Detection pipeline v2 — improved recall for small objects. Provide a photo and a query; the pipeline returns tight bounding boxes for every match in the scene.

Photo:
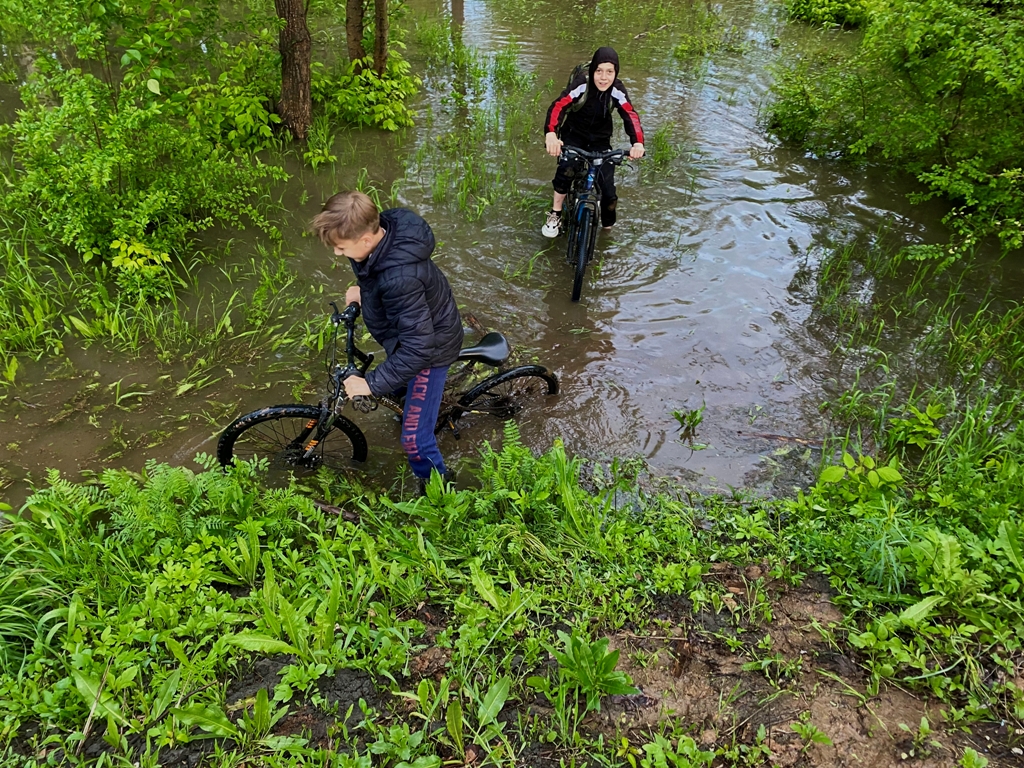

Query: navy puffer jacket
[350,208,464,396]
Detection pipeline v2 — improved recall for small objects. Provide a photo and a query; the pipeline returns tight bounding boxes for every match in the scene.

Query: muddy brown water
[2,0,1022,507]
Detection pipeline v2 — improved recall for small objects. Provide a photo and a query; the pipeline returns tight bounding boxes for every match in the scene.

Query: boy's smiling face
[593,62,615,92]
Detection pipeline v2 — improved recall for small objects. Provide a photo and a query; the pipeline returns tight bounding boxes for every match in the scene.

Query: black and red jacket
[544,71,644,151]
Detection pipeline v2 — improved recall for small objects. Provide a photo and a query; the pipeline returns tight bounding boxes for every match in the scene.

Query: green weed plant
[0,424,799,764]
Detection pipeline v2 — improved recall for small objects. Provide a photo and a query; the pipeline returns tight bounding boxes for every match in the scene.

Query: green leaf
[73,671,128,725]
[899,595,946,626]
[226,633,296,655]
[147,79,161,95]
[445,699,464,751]
[876,466,903,484]
[164,637,191,668]
[477,677,510,725]
[69,315,93,336]
[525,675,549,692]
[818,465,846,484]
[152,668,181,720]
[995,521,1024,574]
[171,704,238,737]
[469,560,504,611]
[277,596,310,658]
[602,677,640,696]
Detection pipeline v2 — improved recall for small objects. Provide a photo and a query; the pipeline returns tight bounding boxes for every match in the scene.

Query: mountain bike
[560,146,629,302]
[217,302,559,472]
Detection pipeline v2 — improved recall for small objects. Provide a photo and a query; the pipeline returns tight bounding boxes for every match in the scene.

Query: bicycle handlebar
[559,146,631,165]
[330,300,361,326]
[326,300,378,412]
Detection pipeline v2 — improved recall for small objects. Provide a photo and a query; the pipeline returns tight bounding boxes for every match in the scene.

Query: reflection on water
[1,0,1007,505]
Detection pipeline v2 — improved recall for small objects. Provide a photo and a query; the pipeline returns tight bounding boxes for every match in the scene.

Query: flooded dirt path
[1,0,1014,503]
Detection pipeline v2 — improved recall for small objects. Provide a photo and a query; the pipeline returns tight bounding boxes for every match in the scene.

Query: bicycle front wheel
[571,207,594,302]
[217,404,368,471]
[457,366,559,419]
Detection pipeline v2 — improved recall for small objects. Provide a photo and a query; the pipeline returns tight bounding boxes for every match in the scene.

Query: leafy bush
[786,0,875,26]
[0,0,285,269]
[766,0,1024,255]
[2,66,283,264]
[313,53,420,131]
[789,415,1024,719]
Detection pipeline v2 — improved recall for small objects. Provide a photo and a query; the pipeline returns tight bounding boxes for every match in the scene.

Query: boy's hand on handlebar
[629,143,645,160]
[345,285,361,306]
[545,132,563,157]
[344,375,372,398]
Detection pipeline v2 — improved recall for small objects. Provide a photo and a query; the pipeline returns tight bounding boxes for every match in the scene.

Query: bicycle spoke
[224,410,361,471]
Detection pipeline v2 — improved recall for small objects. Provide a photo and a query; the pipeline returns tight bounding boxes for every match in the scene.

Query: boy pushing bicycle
[310,192,463,492]
[542,46,645,238]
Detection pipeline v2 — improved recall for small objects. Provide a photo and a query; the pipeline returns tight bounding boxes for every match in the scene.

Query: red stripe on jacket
[611,87,644,145]
[545,83,587,135]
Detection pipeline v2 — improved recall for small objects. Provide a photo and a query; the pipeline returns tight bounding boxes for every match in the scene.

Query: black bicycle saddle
[457,332,510,366]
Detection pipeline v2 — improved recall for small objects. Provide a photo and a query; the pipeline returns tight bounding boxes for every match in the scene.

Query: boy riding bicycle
[542,46,645,237]
[310,192,463,492]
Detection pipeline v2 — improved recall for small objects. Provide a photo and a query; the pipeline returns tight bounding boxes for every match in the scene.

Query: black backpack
[564,61,611,114]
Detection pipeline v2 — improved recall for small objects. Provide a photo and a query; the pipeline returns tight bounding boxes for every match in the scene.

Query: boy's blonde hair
[310,191,380,244]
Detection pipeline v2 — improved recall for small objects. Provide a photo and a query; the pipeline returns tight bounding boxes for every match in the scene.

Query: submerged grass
[0,226,317,389]
[409,28,541,222]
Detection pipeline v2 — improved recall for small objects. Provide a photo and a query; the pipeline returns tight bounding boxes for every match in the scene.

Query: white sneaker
[542,209,562,238]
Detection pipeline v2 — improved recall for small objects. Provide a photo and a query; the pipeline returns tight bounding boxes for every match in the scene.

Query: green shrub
[766,0,1024,255]
[786,0,875,26]
[313,54,420,131]
[0,0,286,265]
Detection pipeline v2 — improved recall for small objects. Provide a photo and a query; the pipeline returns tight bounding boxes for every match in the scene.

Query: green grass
[0,425,798,765]
[2,398,1022,766]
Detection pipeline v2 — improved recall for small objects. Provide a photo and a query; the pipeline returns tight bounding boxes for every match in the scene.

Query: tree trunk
[346,0,366,66]
[373,0,388,76]
[274,0,312,139]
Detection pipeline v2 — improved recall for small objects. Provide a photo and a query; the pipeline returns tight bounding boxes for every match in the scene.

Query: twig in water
[634,24,669,39]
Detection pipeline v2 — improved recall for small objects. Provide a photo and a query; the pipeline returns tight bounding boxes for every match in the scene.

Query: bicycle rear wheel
[571,207,594,302]
[217,404,368,471]
[457,366,559,419]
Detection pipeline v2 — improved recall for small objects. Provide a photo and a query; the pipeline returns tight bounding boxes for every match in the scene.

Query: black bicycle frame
[562,147,626,259]
[296,302,375,460]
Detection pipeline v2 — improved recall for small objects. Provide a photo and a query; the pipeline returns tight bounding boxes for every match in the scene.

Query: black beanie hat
[588,47,620,82]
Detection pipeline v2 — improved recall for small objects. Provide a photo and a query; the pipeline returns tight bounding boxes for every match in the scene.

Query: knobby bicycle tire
[457,366,559,419]
[217,404,368,471]
[571,207,594,302]
[564,194,579,264]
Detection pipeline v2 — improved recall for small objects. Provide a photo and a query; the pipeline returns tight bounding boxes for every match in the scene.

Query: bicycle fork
[300,407,338,461]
